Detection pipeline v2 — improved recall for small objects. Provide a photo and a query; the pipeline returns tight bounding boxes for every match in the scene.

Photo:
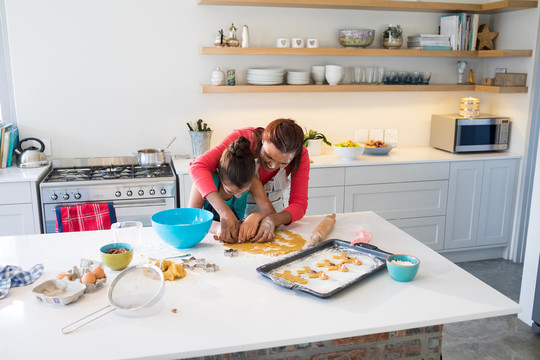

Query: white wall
[4,0,537,159]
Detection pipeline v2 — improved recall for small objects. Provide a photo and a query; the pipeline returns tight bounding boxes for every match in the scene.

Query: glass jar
[382,24,403,49]
[459,97,480,118]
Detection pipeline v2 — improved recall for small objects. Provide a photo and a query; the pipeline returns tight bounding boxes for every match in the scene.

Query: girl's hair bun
[229,136,251,159]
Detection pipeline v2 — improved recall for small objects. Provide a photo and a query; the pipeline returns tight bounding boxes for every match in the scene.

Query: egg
[81,272,96,284]
[57,272,72,281]
[91,267,105,279]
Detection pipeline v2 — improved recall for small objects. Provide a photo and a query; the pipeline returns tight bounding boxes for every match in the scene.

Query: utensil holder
[190,131,213,158]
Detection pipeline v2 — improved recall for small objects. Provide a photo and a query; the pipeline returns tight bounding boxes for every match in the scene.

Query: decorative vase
[382,24,403,49]
[307,139,323,156]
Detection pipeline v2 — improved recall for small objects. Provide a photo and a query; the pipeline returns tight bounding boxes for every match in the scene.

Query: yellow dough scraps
[224,229,306,256]
[155,260,186,281]
[297,266,323,278]
[274,270,308,284]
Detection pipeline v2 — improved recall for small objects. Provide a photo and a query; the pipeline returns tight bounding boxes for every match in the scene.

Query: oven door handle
[113,199,170,208]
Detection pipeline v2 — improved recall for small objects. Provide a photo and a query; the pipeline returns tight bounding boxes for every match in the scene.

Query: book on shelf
[407,45,452,50]
[0,123,14,168]
[408,40,452,46]
[440,13,480,51]
[7,127,18,167]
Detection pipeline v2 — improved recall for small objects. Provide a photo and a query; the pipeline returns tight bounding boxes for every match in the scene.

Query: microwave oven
[430,114,510,153]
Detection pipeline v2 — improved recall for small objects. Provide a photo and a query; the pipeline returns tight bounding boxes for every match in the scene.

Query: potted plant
[303,129,331,156]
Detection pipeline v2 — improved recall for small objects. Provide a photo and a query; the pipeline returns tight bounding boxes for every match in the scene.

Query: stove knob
[51,194,58,200]
[126,190,133,197]
[115,191,121,197]
[160,188,166,195]
[149,189,156,195]
[138,190,144,196]
[74,193,81,200]
[63,194,70,200]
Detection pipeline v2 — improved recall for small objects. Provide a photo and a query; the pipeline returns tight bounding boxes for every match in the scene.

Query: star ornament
[477,24,499,50]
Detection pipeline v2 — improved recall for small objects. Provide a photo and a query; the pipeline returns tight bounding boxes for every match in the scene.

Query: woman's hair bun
[229,136,251,159]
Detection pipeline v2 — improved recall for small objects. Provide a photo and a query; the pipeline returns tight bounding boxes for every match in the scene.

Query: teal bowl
[386,254,420,282]
[151,208,213,249]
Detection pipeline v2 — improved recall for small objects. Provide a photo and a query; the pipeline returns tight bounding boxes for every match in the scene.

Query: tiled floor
[442,259,540,360]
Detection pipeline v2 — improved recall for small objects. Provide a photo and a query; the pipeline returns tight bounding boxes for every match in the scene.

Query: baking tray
[256,239,393,298]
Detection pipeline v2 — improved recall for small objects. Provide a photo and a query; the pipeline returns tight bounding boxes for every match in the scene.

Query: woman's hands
[238,213,265,243]
[250,216,276,243]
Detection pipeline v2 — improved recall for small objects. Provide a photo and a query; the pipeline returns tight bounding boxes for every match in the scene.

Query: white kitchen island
[0,212,520,359]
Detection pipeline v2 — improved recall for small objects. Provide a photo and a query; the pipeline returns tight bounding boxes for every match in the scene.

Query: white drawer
[0,182,33,205]
[345,162,450,185]
[309,167,345,187]
[344,180,448,219]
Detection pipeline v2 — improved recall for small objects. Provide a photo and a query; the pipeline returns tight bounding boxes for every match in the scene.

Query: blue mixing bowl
[386,254,420,282]
[151,208,213,249]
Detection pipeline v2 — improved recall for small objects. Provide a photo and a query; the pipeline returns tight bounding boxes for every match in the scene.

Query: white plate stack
[247,68,284,85]
[286,71,310,85]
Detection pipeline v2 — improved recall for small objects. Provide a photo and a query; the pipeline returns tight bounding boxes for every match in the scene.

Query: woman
[189,118,310,243]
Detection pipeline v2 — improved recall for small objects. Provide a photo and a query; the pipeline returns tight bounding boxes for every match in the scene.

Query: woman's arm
[282,146,310,223]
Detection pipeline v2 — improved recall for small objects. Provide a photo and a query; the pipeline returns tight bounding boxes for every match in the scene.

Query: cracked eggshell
[32,279,86,306]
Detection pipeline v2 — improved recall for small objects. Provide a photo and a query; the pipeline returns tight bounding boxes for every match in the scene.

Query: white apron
[245,164,290,217]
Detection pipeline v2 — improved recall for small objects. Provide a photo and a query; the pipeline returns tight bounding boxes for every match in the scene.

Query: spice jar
[382,24,403,49]
[459,97,480,118]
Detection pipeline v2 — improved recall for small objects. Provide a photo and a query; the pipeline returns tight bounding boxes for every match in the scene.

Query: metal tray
[256,239,393,298]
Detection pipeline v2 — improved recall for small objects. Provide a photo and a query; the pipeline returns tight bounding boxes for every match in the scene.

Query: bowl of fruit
[362,139,394,155]
[332,140,366,161]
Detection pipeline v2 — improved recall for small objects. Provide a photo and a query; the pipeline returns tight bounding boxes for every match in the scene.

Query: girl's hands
[238,213,265,243]
[218,211,240,243]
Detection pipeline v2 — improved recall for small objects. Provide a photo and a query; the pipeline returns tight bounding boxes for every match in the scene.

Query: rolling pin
[303,214,336,249]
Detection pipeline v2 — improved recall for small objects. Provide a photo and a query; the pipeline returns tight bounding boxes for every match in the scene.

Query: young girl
[188,136,276,241]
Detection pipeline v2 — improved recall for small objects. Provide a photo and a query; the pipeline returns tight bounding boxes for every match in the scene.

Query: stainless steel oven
[39,157,177,233]
[430,114,510,153]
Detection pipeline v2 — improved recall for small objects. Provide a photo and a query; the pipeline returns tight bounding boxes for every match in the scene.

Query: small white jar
[211,67,225,86]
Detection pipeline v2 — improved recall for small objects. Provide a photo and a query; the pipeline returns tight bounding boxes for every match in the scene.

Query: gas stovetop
[41,156,175,184]
[43,164,174,182]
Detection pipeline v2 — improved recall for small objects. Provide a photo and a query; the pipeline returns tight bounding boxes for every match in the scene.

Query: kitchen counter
[0,163,50,183]
[0,212,520,359]
[172,147,521,174]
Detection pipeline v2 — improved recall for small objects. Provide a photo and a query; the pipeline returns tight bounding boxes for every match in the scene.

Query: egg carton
[57,259,107,293]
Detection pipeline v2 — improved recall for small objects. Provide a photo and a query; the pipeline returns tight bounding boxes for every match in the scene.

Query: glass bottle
[226,23,240,47]
[383,24,403,49]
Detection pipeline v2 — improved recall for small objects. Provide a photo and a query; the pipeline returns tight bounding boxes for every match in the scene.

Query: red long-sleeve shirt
[188,128,310,223]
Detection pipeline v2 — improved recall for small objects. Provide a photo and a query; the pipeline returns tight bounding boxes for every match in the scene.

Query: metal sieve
[62,263,165,334]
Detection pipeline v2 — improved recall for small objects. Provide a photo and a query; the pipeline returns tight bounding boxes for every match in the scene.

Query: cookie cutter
[181,256,219,272]
[224,248,239,257]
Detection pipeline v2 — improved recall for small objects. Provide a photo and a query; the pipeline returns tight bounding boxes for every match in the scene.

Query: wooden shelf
[201,84,528,93]
[198,0,537,13]
[200,47,533,57]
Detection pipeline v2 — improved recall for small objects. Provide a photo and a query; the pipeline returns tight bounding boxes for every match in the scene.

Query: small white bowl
[333,144,366,160]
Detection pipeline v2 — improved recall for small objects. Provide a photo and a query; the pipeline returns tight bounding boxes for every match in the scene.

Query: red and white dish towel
[55,203,117,233]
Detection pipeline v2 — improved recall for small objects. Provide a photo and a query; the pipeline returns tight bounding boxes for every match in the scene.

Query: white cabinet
[445,159,518,250]
[179,174,194,208]
[305,167,345,215]
[389,216,446,251]
[306,186,344,216]
[0,181,42,235]
[477,159,517,246]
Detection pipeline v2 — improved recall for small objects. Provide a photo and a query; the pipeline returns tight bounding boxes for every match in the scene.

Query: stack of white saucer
[286,71,310,85]
[246,68,284,85]
[325,65,345,85]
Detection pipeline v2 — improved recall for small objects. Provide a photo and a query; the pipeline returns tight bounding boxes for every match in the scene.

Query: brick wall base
[187,325,443,360]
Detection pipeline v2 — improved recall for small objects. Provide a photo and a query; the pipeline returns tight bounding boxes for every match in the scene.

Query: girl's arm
[187,183,205,209]
[188,128,254,242]
[238,178,276,242]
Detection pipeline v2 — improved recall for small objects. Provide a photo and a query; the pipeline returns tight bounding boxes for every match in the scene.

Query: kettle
[15,137,50,168]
